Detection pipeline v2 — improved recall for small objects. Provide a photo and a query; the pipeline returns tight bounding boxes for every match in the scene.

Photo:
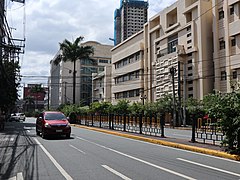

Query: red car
[36,111,71,139]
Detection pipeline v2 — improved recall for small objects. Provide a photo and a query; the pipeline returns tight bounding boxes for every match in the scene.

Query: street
[0,117,239,180]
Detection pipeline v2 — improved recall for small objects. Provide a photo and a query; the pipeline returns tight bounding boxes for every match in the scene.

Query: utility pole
[169,66,177,127]
[183,62,187,126]
[73,60,76,104]
[64,82,67,104]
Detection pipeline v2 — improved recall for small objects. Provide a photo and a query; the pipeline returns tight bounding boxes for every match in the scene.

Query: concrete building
[92,65,112,102]
[111,30,145,104]
[145,0,213,101]
[212,0,240,93]
[114,0,148,45]
[59,41,113,106]
[49,51,61,109]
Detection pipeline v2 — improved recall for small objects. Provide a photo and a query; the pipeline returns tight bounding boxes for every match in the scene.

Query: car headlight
[66,123,71,128]
[44,123,51,128]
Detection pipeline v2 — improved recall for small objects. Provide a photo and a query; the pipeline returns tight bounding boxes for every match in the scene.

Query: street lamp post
[169,66,177,127]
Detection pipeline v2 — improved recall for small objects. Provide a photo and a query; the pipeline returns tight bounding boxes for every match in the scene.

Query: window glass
[45,113,66,120]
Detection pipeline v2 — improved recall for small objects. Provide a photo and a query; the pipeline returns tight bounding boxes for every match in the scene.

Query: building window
[188,66,192,70]
[186,26,191,31]
[219,38,225,50]
[230,6,234,15]
[221,71,227,80]
[233,71,237,79]
[99,59,109,64]
[187,40,192,44]
[168,34,178,54]
[188,87,193,91]
[187,33,191,37]
[231,38,236,46]
[219,8,224,20]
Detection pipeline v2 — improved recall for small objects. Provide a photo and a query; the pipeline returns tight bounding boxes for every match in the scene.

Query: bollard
[160,113,165,138]
[91,114,94,127]
[139,114,143,134]
[123,114,126,132]
[191,114,196,143]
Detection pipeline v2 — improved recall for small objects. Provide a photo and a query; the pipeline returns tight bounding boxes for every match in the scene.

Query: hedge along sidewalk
[72,124,240,161]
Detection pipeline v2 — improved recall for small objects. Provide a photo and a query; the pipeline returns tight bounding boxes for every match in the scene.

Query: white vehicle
[9,113,26,122]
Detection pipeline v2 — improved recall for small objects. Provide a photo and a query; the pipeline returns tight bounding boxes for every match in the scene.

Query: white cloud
[6,0,177,89]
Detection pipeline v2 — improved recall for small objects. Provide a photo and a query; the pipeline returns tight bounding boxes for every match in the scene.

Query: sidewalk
[72,124,240,161]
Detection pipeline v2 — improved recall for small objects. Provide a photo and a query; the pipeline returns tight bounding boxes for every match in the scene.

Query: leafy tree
[54,36,94,104]
[127,102,143,115]
[155,94,173,114]
[89,101,112,114]
[0,59,20,112]
[24,96,35,112]
[204,92,240,154]
[144,102,158,116]
[186,97,203,116]
[113,99,130,115]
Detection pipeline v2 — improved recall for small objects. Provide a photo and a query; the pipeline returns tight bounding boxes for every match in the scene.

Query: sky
[6,0,177,96]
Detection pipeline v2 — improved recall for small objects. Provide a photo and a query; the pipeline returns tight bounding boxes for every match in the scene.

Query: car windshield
[45,113,66,120]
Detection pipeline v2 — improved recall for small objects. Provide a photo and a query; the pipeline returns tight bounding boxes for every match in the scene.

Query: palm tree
[24,96,35,112]
[30,84,46,111]
[54,36,94,104]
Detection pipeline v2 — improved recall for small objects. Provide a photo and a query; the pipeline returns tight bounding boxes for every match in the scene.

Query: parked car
[9,113,26,122]
[36,111,71,139]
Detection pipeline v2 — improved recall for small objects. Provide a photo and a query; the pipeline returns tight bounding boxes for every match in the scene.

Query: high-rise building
[212,0,240,93]
[114,0,148,45]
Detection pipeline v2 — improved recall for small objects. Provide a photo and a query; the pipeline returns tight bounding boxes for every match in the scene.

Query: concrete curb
[72,124,240,161]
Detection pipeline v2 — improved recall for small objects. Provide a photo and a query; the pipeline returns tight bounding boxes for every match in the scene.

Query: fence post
[79,115,81,125]
[99,114,102,128]
[139,114,142,134]
[91,114,94,127]
[123,114,126,131]
[112,114,114,130]
[191,114,196,143]
[160,113,165,138]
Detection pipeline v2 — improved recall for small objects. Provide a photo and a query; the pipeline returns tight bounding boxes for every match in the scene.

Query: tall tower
[114,0,148,45]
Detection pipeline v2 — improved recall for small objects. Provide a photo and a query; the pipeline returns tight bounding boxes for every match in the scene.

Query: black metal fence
[75,114,165,137]
[192,117,225,145]
[74,114,225,146]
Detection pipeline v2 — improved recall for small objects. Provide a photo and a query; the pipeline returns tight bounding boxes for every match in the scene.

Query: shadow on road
[0,121,39,180]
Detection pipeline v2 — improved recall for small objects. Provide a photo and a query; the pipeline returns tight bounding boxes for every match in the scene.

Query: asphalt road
[0,117,239,180]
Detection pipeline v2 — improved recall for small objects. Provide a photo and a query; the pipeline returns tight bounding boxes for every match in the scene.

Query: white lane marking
[69,144,86,154]
[84,129,240,164]
[102,165,132,180]
[0,138,14,142]
[33,138,73,180]
[76,137,196,180]
[177,158,240,177]
[17,172,24,180]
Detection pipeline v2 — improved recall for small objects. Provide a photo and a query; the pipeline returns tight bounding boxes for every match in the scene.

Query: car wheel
[42,130,47,139]
[66,133,71,139]
[36,129,40,136]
